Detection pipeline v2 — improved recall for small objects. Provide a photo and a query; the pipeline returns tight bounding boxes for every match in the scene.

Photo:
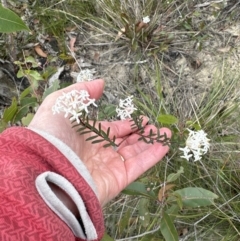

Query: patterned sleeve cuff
[28,127,98,196]
[35,171,98,240]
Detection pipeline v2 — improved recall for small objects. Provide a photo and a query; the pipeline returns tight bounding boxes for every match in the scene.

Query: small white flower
[116,96,137,120]
[142,16,150,24]
[52,89,97,123]
[76,69,95,82]
[179,129,210,162]
[179,146,192,161]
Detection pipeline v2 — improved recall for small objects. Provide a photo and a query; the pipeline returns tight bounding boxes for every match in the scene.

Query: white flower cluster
[77,69,95,82]
[52,90,97,123]
[179,129,210,162]
[116,96,137,120]
[142,16,150,24]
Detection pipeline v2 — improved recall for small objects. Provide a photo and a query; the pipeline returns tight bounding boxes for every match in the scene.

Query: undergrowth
[1,0,240,240]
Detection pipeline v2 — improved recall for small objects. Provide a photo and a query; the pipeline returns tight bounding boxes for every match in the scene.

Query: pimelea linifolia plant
[52,89,170,148]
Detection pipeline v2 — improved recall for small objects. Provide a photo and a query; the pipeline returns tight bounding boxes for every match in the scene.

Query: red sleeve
[0,127,104,241]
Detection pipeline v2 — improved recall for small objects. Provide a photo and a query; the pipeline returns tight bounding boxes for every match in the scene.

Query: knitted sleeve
[0,127,104,241]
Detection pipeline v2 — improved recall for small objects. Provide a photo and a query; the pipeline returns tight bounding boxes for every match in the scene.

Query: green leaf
[28,70,44,81]
[91,139,105,144]
[42,66,58,80]
[0,4,29,33]
[103,143,115,148]
[104,104,117,118]
[3,97,18,122]
[167,166,184,182]
[160,211,178,241]
[86,135,99,141]
[42,79,60,100]
[25,56,39,68]
[21,113,34,126]
[157,114,178,125]
[138,198,150,228]
[166,205,180,222]
[16,68,24,78]
[122,182,156,199]
[118,209,130,234]
[0,119,8,132]
[20,87,31,100]
[14,97,38,122]
[185,121,201,130]
[100,232,115,241]
[80,130,92,135]
[172,187,218,208]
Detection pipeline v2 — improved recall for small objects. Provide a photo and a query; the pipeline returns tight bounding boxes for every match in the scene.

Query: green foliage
[1,89,38,130]
[167,166,184,183]
[157,114,178,125]
[122,182,155,199]
[21,113,34,126]
[138,198,151,228]
[98,104,117,120]
[120,165,218,240]
[14,57,44,92]
[2,97,18,122]
[0,56,61,132]
[73,112,171,148]
[118,209,131,234]
[170,187,218,208]
[101,233,115,241]
[89,0,174,53]
[29,0,95,41]
[42,79,60,100]
[0,4,29,33]
[160,211,179,241]
[0,1,240,240]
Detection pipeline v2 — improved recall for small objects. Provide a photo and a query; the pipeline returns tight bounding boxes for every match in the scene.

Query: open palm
[29,79,171,206]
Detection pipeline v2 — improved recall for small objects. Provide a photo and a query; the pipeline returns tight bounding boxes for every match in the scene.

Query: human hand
[29,79,171,206]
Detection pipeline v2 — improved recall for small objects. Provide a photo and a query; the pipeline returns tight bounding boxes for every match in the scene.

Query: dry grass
[2,0,240,240]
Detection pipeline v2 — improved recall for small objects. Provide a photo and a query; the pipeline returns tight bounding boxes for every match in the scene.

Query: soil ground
[1,1,240,122]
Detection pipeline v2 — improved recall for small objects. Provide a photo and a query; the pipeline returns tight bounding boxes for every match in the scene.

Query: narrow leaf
[3,97,18,122]
[103,143,115,148]
[92,139,105,144]
[166,204,180,222]
[0,119,7,132]
[76,127,87,132]
[80,130,92,135]
[20,87,31,100]
[86,135,99,141]
[167,167,184,183]
[118,209,130,234]
[160,211,178,241]
[138,198,150,228]
[107,127,110,137]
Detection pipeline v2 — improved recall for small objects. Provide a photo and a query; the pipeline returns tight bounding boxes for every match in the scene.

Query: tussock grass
[104,59,240,240]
